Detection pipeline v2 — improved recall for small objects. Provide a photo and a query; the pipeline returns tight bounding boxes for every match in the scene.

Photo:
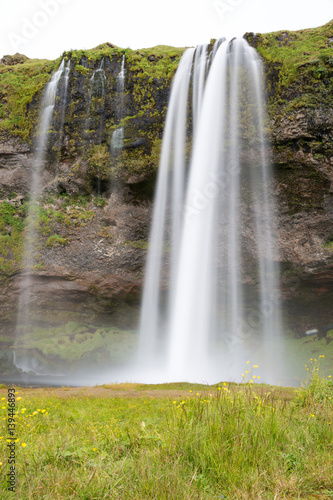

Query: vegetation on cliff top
[0,21,332,144]
[255,20,333,86]
[62,43,185,79]
[0,43,184,143]
[0,58,58,141]
[251,19,333,115]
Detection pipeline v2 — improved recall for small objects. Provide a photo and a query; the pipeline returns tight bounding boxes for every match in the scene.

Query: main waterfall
[138,38,283,384]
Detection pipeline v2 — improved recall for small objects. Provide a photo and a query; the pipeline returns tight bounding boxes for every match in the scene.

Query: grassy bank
[0,360,332,499]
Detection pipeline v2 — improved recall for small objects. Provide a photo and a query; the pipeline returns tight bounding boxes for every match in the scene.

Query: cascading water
[85,59,106,139]
[117,54,126,117]
[137,38,284,385]
[14,59,70,374]
[85,58,106,194]
[137,47,196,361]
[110,55,126,156]
[192,44,208,133]
[54,60,70,163]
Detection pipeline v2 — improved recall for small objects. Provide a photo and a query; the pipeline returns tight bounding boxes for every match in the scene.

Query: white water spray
[110,55,126,156]
[85,58,106,142]
[15,59,70,372]
[137,38,283,385]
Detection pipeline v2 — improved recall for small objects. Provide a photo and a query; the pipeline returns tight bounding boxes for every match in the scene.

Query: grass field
[0,359,332,499]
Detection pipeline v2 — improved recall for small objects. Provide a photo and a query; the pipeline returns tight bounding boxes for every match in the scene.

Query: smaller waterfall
[24,59,69,266]
[110,127,124,152]
[85,59,107,194]
[110,55,126,156]
[85,58,106,143]
[117,54,126,116]
[15,59,70,372]
[32,59,66,195]
[53,59,71,173]
[58,60,71,137]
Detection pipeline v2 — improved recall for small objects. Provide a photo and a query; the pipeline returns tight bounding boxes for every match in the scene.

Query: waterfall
[57,60,70,148]
[110,55,126,156]
[138,47,195,361]
[51,59,71,176]
[138,38,283,384]
[192,44,208,133]
[21,58,69,270]
[85,58,106,143]
[85,59,106,194]
[110,127,124,153]
[15,59,70,373]
[117,54,126,114]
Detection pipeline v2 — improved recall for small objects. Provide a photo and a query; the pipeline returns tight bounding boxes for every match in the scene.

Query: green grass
[0,362,332,499]
[256,20,333,88]
[0,58,58,141]
[45,235,68,248]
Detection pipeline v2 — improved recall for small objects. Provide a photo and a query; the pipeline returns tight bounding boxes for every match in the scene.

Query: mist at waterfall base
[110,38,288,387]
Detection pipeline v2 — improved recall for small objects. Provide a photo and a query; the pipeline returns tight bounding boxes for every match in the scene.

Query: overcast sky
[0,0,332,60]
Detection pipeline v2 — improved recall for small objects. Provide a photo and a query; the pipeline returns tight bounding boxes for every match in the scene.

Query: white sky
[0,0,332,60]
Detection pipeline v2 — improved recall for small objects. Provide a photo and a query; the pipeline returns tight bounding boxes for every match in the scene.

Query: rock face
[250,21,333,332]
[0,23,332,345]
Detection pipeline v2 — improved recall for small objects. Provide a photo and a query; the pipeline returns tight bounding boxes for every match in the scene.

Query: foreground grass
[0,363,332,499]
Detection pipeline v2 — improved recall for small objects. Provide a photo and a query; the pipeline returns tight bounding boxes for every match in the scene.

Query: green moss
[14,322,137,366]
[126,45,184,79]
[124,240,149,249]
[0,200,24,274]
[0,194,103,276]
[323,236,333,250]
[93,196,107,208]
[255,20,333,89]
[86,143,111,181]
[46,234,69,248]
[74,64,91,75]
[63,43,184,79]
[111,137,162,182]
[0,58,59,141]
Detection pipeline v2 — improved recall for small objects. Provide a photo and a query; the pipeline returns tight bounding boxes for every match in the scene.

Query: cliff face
[0,22,332,349]
[249,23,333,284]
